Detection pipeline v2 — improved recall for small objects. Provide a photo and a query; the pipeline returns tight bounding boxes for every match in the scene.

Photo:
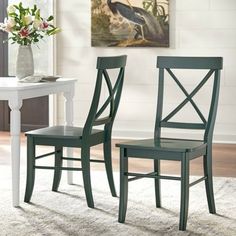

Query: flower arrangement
[0,2,60,45]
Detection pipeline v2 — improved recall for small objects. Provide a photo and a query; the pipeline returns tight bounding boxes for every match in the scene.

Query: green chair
[24,55,127,208]
[117,56,223,230]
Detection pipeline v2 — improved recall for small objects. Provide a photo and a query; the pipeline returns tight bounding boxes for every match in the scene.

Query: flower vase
[16,45,34,80]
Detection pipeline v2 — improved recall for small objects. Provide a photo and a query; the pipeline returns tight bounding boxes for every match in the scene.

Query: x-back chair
[24,55,127,208]
[117,56,223,230]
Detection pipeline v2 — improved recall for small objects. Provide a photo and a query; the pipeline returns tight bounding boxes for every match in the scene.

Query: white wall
[56,0,236,143]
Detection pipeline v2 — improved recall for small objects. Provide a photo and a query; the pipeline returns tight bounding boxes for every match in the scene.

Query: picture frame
[91,0,169,47]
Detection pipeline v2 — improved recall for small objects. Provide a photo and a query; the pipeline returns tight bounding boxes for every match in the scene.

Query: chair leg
[52,146,63,192]
[118,148,128,223]
[24,136,36,202]
[179,154,190,231]
[104,139,117,197]
[154,159,161,207]
[203,146,216,214]
[81,147,94,208]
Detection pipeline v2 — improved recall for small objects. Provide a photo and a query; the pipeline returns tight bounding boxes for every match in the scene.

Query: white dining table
[0,77,76,206]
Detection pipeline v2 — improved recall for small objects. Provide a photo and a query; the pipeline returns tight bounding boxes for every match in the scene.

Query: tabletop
[0,77,76,90]
[0,77,77,101]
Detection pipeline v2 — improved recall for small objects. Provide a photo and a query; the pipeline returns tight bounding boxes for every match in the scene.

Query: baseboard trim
[112,130,236,144]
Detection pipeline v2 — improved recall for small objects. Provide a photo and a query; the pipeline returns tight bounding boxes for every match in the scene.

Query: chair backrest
[155,56,223,142]
[83,55,127,136]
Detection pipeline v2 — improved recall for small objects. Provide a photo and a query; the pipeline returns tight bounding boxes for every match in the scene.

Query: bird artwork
[107,0,146,39]
[91,0,169,47]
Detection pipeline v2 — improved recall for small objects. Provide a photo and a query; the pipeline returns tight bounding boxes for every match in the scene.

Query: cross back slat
[95,69,124,121]
[95,70,114,120]
[155,56,223,141]
[83,55,127,134]
[162,68,215,125]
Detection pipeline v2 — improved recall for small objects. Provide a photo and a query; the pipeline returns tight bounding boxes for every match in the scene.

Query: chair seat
[25,126,103,139]
[116,138,206,152]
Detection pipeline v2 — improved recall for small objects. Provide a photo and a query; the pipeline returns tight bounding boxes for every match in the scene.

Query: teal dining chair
[117,56,223,230]
[24,55,127,208]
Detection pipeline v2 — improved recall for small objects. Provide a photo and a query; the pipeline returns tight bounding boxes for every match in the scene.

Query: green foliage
[0,2,60,45]
[143,0,169,24]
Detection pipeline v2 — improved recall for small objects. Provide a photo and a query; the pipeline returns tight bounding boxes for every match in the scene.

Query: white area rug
[0,165,235,236]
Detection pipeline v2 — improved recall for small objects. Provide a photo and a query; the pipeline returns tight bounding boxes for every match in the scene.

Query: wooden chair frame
[24,55,127,208]
[117,56,223,230]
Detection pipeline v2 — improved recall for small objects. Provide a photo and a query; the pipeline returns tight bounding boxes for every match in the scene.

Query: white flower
[0,22,12,33]
[7,5,16,14]
[0,23,6,30]
[23,15,32,25]
[7,17,16,27]
[0,3,60,45]
[33,19,42,29]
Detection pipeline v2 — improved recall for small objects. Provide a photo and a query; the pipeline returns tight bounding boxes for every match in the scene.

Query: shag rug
[0,165,235,236]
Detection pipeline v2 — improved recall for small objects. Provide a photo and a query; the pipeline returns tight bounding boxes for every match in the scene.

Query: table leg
[64,89,74,184]
[9,99,22,207]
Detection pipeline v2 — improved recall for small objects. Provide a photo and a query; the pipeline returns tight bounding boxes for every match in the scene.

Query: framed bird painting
[91,0,169,47]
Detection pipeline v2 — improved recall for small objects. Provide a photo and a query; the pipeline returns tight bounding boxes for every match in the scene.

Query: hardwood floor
[0,132,235,177]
